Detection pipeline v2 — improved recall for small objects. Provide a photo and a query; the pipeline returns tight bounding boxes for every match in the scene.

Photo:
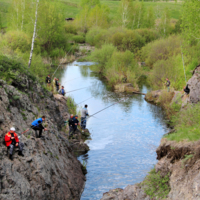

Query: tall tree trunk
[28,0,39,68]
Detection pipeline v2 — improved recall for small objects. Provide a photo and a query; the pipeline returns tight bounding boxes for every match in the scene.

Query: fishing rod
[63,76,82,85]
[89,98,127,118]
[65,86,90,94]
[51,46,73,78]
[76,97,93,105]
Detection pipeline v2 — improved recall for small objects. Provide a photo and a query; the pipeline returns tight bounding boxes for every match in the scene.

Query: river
[59,61,169,200]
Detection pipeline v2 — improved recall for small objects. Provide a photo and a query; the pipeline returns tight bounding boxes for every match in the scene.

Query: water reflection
[57,61,169,200]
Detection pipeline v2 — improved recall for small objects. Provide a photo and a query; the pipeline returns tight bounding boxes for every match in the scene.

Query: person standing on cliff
[166,78,170,92]
[58,86,66,96]
[55,78,59,91]
[68,114,74,137]
[31,116,47,138]
[81,105,89,132]
[5,127,24,160]
[46,75,51,85]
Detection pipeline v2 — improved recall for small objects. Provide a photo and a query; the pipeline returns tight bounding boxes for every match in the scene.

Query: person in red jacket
[5,127,24,160]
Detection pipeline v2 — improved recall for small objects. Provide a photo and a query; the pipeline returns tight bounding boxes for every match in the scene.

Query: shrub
[65,23,77,35]
[89,44,116,73]
[86,26,108,47]
[3,31,31,53]
[72,35,85,43]
[166,103,200,142]
[141,35,181,67]
[142,168,170,199]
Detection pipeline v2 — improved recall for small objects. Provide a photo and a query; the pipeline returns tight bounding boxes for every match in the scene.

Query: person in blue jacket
[31,116,47,138]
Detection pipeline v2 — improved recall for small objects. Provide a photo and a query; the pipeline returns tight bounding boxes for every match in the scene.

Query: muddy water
[59,61,169,200]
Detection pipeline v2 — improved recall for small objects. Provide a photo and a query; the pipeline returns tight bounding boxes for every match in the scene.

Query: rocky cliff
[0,76,86,200]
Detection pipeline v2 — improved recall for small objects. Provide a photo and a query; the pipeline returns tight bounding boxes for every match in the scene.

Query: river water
[59,61,169,200]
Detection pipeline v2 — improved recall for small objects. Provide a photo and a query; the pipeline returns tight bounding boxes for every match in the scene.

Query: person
[68,114,74,137]
[55,78,59,91]
[31,116,47,138]
[81,105,89,131]
[166,78,170,92]
[184,84,190,95]
[73,115,80,133]
[58,86,66,96]
[5,127,24,160]
[46,75,51,84]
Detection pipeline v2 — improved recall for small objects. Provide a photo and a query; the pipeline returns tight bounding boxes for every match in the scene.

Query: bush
[142,168,170,199]
[89,44,116,73]
[3,31,31,53]
[72,35,85,43]
[149,55,185,90]
[141,35,181,67]
[104,50,139,86]
[86,27,108,47]
[166,103,200,142]
[65,23,77,35]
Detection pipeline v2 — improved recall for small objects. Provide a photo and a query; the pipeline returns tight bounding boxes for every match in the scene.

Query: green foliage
[166,103,200,142]
[141,35,181,68]
[0,54,35,83]
[142,168,170,199]
[66,96,77,115]
[2,31,31,53]
[89,44,116,73]
[181,0,200,43]
[86,27,159,51]
[72,35,85,43]
[80,0,100,8]
[13,95,20,100]
[65,23,78,35]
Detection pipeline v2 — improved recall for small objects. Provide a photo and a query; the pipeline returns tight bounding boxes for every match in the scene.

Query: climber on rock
[69,115,80,138]
[81,105,89,132]
[5,127,24,160]
[31,116,47,138]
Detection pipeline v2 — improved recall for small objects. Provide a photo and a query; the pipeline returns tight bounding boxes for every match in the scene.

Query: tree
[119,0,132,28]
[143,6,155,29]
[28,0,39,68]
[158,7,171,37]
[181,0,200,41]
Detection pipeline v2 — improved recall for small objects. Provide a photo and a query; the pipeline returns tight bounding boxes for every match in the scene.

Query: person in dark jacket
[46,75,51,84]
[184,84,190,95]
[5,127,24,160]
[68,114,74,137]
[166,78,170,92]
[58,86,66,96]
[31,116,47,138]
[55,78,59,91]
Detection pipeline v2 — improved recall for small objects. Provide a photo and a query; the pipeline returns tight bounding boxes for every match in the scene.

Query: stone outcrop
[188,65,200,103]
[114,83,139,93]
[0,77,86,200]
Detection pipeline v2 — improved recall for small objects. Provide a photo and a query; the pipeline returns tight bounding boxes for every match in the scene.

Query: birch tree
[28,0,39,68]
[119,0,132,28]
[159,7,170,37]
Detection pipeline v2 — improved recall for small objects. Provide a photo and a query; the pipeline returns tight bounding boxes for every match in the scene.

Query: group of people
[5,105,90,160]
[165,78,190,95]
[46,75,66,96]
[68,105,89,138]
[5,116,48,161]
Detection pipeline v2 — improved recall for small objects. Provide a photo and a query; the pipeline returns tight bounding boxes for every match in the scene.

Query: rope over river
[57,61,170,200]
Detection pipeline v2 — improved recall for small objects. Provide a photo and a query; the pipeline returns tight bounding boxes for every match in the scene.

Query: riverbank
[101,65,200,199]
[0,57,90,199]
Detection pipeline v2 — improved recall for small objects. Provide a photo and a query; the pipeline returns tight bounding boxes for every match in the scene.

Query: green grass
[60,0,182,19]
[165,125,200,142]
